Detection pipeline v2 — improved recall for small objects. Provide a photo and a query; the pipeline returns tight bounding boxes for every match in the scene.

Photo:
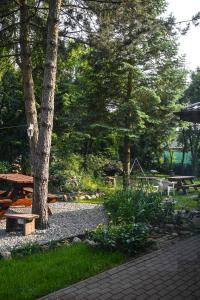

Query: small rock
[153,226,160,233]
[79,196,85,200]
[165,224,175,231]
[180,223,191,231]
[1,251,11,260]
[171,232,179,238]
[42,245,49,250]
[68,195,74,202]
[179,231,192,237]
[72,237,82,244]
[148,239,160,250]
[191,215,200,229]
[63,195,68,201]
[84,239,98,247]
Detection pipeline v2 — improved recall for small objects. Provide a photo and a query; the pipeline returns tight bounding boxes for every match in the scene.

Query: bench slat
[5,213,39,220]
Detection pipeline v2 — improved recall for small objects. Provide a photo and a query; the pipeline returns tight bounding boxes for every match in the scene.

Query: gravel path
[0,203,107,253]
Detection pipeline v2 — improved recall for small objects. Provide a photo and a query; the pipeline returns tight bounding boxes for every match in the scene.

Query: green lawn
[175,192,200,210]
[0,243,125,300]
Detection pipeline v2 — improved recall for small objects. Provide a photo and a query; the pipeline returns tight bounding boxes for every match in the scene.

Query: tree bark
[122,70,133,189]
[181,129,186,173]
[123,134,131,188]
[32,0,62,229]
[19,0,38,169]
[188,126,200,176]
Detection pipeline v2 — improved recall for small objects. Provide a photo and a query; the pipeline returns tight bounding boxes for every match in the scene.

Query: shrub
[11,242,42,257]
[89,222,149,255]
[49,154,84,192]
[85,154,122,178]
[85,154,111,177]
[0,161,12,173]
[104,189,174,225]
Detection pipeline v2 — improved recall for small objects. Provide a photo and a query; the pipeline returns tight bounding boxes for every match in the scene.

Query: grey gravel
[0,203,107,253]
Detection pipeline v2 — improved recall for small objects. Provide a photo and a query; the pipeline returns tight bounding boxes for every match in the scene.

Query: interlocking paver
[38,235,200,300]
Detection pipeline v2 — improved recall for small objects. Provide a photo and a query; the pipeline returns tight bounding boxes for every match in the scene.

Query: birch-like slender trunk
[19,0,38,168]
[32,0,62,229]
[122,70,133,189]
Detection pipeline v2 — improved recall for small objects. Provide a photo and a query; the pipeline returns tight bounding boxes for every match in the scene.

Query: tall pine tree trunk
[19,0,38,168]
[122,70,133,189]
[181,129,186,174]
[32,0,62,229]
[123,134,131,188]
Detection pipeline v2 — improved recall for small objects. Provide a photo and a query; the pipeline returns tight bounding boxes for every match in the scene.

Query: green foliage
[0,161,12,173]
[11,242,42,257]
[50,154,84,192]
[104,189,174,225]
[181,68,200,104]
[0,1,187,183]
[0,69,27,162]
[84,154,110,177]
[89,222,149,255]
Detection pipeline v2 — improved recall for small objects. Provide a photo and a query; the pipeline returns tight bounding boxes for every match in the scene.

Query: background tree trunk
[122,70,133,189]
[181,129,186,173]
[32,0,62,229]
[19,0,38,169]
[188,126,200,176]
[123,134,131,188]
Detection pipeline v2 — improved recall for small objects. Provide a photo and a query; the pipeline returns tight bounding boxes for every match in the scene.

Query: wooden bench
[0,190,7,197]
[11,198,52,215]
[23,187,58,203]
[0,199,12,209]
[47,193,58,203]
[182,184,200,189]
[4,213,39,236]
[11,198,32,207]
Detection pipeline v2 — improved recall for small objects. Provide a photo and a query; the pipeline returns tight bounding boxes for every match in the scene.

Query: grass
[174,192,200,210]
[0,243,125,300]
[77,198,104,204]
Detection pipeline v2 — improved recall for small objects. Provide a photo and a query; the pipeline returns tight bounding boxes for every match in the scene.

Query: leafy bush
[104,189,174,225]
[85,154,111,177]
[49,154,109,193]
[85,154,122,177]
[11,242,42,257]
[0,161,12,173]
[49,154,84,192]
[89,222,149,255]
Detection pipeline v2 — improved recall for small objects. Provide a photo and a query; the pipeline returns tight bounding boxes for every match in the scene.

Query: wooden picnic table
[0,173,57,217]
[137,176,164,182]
[168,176,200,193]
[0,173,33,199]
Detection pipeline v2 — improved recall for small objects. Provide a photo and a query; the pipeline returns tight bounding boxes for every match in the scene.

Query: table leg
[190,179,198,191]
[6,217,16,232]
[24,219,35,236]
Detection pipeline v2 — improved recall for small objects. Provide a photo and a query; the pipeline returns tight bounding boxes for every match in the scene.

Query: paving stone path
[39,235,200,300]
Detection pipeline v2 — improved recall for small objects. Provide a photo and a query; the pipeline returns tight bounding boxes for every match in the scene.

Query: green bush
[0,161,12,173]
[49,154,84,192]
[104,189,174,225]
[89,222,149,255]
[85,154,111,177]
[85,154,122,178]
[11,242,42,257]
